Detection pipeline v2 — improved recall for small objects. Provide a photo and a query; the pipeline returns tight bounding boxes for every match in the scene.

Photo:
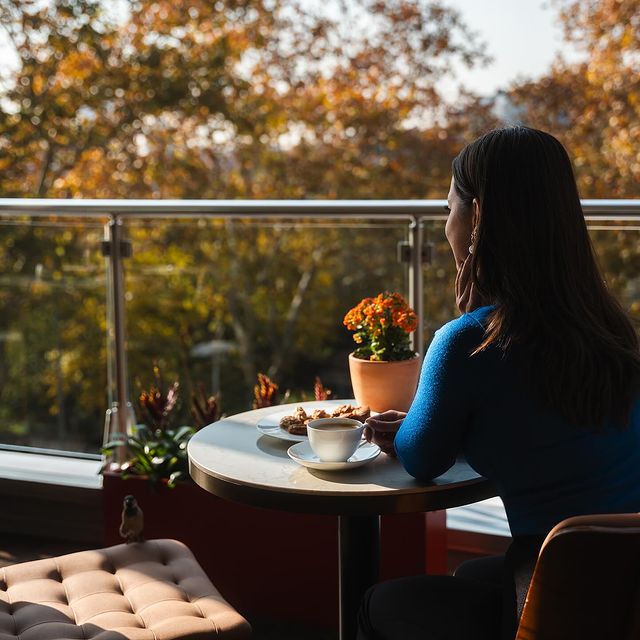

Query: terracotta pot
[348,352,421,412]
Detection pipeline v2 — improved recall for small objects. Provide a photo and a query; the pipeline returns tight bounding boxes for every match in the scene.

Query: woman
[358,126,640,640]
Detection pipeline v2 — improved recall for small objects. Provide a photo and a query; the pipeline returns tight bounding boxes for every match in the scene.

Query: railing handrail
[0,198,639,219]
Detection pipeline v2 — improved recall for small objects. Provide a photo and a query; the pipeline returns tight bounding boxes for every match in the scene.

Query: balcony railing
[0,199,638,458]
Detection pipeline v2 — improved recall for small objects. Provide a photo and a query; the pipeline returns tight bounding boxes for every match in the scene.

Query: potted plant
[101,370,222,547]
[102,369,219,487]
[344,291,421,412]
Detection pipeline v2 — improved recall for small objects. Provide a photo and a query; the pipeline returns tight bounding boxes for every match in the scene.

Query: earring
[468,228,477,254]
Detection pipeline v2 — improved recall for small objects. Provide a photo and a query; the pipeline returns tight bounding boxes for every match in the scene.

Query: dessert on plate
[279,404,370,435]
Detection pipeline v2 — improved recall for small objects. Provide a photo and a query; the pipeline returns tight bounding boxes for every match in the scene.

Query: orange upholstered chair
[516,513,640,640]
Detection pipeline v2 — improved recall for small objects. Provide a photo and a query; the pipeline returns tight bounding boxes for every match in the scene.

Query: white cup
[306,418,365,462]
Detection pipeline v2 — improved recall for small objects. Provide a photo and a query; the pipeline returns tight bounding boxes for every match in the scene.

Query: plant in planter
[191,383,222,428]
[344,291,421,412]
[101,368,227,576]
[314,376,332,400]
[252,372,279,408]
[102,367,219,488]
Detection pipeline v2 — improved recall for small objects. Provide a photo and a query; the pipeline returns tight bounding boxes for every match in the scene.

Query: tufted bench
[0,539,251,640]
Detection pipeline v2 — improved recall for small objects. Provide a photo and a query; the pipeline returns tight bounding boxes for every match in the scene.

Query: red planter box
[103,472,446,629]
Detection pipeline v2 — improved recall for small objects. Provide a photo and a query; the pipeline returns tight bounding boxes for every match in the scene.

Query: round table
[188,400,497,640]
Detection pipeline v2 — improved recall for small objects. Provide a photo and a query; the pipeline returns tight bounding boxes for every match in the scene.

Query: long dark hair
[452,125,640,427]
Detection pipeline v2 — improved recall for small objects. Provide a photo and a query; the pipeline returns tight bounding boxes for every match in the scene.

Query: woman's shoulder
[427,305,494,361]
[435,305,494,341]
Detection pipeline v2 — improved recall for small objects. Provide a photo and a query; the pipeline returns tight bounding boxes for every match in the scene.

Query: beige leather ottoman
[0,539,251,640]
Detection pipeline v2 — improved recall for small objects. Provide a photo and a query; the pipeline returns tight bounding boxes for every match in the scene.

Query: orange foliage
[0,0,486,199]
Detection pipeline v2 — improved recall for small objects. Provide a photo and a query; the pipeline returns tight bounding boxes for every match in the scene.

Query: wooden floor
[0,531,509,640]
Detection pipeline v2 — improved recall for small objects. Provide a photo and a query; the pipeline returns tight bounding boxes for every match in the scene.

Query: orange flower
[343,292,417,361]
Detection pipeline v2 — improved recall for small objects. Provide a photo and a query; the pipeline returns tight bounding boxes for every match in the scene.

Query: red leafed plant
[191,384,221,429]
[103,366,197,488]
[137,365,180,430]
[314,376,332,400]
[253,373,279,408]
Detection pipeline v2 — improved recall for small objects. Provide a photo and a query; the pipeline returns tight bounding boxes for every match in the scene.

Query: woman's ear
[472,198,481,229]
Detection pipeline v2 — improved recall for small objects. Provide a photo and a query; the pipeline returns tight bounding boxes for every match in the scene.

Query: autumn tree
[0,0,488,199]
[500,0,640,324]
[506,0,640,198]
[0,0,488,449]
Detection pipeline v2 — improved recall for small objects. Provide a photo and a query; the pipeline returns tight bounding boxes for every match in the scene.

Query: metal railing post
[103,216,132,445]
[409,216,425,358]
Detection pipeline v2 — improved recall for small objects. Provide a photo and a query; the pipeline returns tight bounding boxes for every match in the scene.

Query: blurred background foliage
[0,0,638,452]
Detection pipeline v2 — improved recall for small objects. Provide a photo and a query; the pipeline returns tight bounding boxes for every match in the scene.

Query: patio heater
[189,339,236,396]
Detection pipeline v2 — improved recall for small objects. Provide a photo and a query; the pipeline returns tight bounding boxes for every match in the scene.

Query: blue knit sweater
[395,305,640,536]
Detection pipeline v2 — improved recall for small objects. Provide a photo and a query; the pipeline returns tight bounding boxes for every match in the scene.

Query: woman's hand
[364,410,407,456]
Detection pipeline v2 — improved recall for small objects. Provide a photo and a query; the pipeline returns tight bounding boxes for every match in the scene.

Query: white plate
[287,441,380,471]
[256,403,356,443]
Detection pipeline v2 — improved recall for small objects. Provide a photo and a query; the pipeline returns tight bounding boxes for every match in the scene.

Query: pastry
[278,405,369,435]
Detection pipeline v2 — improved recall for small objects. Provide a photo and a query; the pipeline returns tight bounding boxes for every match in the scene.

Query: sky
[442,0,580,96]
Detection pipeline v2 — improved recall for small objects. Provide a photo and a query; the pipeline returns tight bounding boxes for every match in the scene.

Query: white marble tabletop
[188,399,496,515]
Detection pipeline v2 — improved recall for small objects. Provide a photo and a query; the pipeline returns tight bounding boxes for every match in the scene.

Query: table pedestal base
[339,515,381,640]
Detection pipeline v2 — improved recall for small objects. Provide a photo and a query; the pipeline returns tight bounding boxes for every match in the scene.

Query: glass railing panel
[0,203,637,457]
[422,218,640,342]
[124,216,410,423]
[0,215,108,454]
[588,220,640,331]
[422,219,458,342]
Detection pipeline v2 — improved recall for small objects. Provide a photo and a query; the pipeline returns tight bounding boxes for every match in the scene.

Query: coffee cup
[306,418,365,462]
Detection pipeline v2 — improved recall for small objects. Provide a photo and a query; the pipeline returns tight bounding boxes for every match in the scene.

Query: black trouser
[357,536,544,640]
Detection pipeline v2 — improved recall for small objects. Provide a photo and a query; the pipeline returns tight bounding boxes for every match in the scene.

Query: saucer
[287,441,380,471]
